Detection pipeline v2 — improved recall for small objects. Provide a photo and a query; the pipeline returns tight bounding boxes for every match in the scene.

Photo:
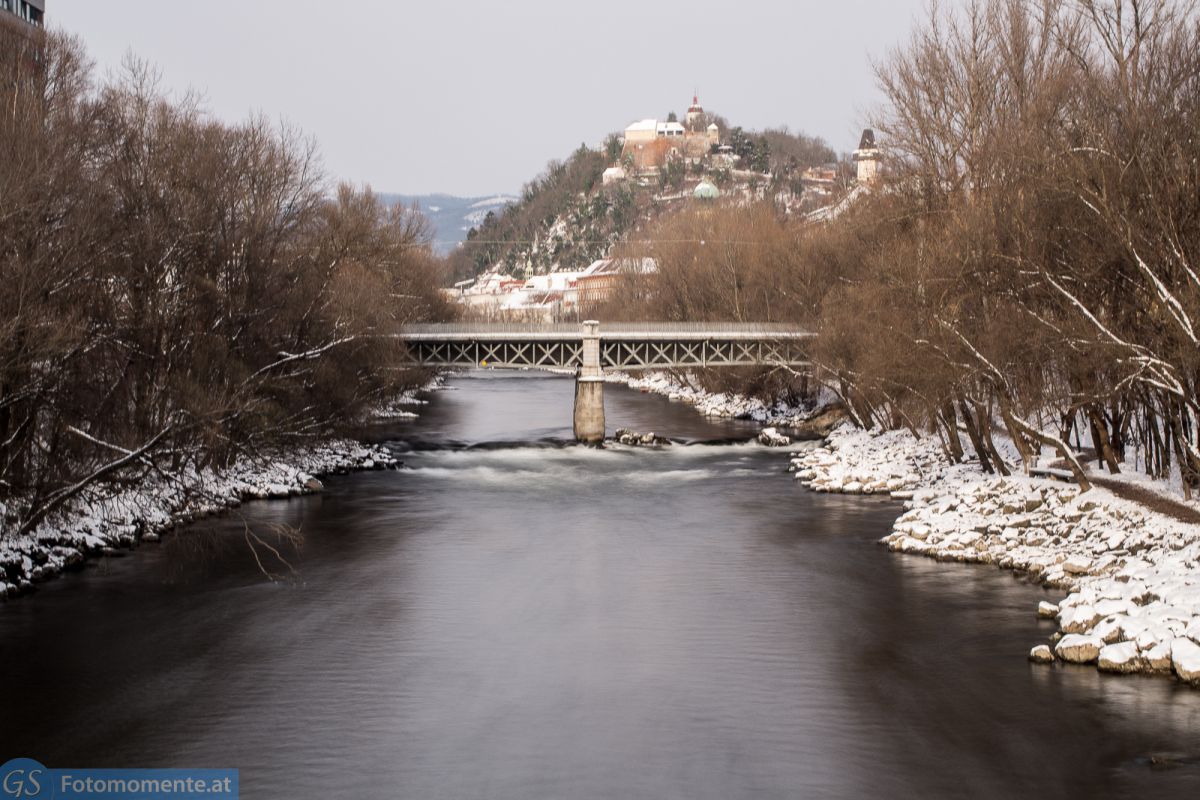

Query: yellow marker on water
[481,360,488,367]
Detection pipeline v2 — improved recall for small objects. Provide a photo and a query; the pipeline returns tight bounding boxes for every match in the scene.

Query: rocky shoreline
[604,371,816,426]
[790,425,1200,685]
[604,370,849,439]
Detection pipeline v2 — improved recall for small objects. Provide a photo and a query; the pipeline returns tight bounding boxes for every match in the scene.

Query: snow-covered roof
[578,257,658,277]
[625,119,658,133]
[581,259,612,276]
[657,121,685,135]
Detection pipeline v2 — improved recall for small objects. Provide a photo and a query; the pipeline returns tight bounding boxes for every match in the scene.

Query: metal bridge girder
[399,323,812,371]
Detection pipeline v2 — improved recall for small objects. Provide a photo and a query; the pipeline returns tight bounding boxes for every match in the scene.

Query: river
[2,371,1200,798]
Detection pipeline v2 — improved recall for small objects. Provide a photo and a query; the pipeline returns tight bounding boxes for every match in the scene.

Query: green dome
[693,180,720,200]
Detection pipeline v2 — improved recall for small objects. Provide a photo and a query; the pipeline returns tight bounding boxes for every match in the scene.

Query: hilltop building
[685,94,706,129]
[0,0,44,27]
[853,128,882,185]
[621,94,721,174]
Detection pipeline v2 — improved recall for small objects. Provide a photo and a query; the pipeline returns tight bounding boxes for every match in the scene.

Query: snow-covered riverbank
[605,370,1200,685]
[791,426,1200,685]
[0,382,443,598]
[0,440,401,599]
[588,366,1200,685]
[604,371,817,425]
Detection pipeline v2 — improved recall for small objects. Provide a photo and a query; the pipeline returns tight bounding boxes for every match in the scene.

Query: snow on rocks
[758,428,791,447]
[613,429,671,447]
[1173,639,1200,684]
[883,471,1200,683]
[790,425,945,496]
[792,423,1200,686]
[1144,641,1175,673]
[372,375,443,420]
[1029,645,1055,664]
[1098,642,1141,673]
[1056,634,1104,663]
[604,371,819,427]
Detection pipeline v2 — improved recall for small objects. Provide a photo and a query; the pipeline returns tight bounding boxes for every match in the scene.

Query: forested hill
[447,144,619,282]
[447,125,840,283]
[381,194,517,256]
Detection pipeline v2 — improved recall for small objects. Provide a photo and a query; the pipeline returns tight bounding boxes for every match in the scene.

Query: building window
[7,0,42,25]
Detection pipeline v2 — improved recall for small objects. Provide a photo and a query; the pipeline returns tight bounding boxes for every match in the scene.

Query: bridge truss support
[398,320,814,444]
[573,320,605,443]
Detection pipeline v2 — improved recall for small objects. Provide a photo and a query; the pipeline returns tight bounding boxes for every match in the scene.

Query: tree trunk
[1087,405,1121,474]
[999,402,1035,474]
[974,398,1010,477]
[1009,416,1093,492]
[957,395,994,474]
[941,400,965,463]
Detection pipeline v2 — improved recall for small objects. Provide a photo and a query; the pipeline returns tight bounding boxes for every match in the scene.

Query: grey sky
[53,0,936,196]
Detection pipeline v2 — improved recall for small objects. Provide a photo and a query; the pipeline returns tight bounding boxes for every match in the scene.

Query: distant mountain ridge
[381,193,517,256]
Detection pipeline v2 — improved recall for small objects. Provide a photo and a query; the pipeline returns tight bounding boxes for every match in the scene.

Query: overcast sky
[54,0,939,197]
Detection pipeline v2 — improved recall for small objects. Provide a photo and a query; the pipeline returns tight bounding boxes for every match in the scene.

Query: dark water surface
[3,372,1200,799]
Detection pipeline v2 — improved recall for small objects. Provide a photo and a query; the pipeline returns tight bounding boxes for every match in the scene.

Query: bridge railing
[399,322,816,339]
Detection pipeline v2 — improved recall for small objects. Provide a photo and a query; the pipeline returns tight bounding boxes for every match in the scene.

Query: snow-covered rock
[758,428,791,447]
[1060,605,1101,634]
[1172,638,1200,683]
[1056,634,1104,664]
[1098,642,1141,673]
[1062,557,1093,576]
[1029,645,1055,664]
[1144,641,1175,673]
[613,429,671,447]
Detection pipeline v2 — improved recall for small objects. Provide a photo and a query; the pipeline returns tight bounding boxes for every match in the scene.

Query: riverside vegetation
[603,0,1200,501]
[0,28,451,586]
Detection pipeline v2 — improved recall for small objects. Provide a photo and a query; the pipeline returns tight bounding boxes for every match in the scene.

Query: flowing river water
[3,372,1200,798]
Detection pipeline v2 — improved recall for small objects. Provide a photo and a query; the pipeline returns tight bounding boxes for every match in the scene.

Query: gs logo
[0,760,47,799]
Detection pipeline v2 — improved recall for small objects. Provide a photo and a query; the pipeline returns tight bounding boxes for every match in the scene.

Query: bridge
[398,322,815,443]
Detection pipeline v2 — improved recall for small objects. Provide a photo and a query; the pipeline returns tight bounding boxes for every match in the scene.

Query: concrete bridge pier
[573,320,605,444]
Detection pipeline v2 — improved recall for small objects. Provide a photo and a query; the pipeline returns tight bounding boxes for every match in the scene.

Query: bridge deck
[398,323,814,370]
[400,322,814,341]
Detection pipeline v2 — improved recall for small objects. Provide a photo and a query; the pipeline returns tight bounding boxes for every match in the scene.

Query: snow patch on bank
[791,425,1200,685]
[372,375,445,420]
[604,370,818,425]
